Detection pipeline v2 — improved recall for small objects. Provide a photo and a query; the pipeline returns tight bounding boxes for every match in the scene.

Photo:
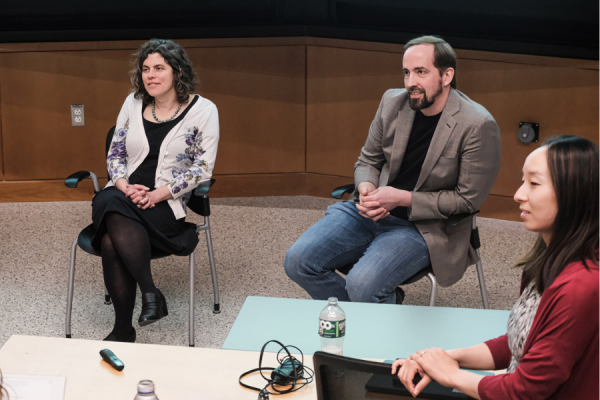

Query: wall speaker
[518,122,539,143]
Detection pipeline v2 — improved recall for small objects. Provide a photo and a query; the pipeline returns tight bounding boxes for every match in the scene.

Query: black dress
[91,96,200,256]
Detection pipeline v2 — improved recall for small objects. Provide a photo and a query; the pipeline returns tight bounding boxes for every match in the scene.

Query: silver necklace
[152,100,182,123]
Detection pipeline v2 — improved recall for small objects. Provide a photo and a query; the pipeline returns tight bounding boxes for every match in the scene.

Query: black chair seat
[76,225,102,257]
[402,265,434,285]
[337,264,433,285]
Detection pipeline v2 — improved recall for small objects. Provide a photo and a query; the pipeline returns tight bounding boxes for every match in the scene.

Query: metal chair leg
[189,252,195,347]
[475,252,490,309]
[104,287,112,305]
[66,239,78,338]
[426,273,437,307]
[204,216,220,314]
[471,216,490,309]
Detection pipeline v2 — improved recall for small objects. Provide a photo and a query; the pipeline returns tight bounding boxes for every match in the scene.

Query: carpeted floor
[0,196,536,349]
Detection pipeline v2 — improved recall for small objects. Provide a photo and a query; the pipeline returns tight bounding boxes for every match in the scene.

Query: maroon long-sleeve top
[478,259,599,400]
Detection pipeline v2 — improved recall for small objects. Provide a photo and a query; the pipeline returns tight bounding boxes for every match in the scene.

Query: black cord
[239,340,314,399]
[259,383,270,400]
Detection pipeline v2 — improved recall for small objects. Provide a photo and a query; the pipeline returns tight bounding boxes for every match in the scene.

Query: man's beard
[407,80,443,111]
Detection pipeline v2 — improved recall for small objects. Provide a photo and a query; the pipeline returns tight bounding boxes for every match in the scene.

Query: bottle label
[319,319,345,338]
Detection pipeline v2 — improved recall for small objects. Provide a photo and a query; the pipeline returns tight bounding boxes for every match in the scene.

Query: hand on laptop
[409,348,460,388]
[391,358,432,397]
[408,348,485,399]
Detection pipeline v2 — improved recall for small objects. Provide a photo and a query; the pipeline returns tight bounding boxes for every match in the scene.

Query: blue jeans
[284,201,430,304]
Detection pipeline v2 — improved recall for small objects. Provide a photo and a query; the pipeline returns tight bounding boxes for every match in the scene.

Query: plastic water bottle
[319,297,346,355]
[134,380,159,399]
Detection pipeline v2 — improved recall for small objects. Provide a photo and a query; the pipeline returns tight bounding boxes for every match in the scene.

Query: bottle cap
[328,297,338,304]
[138,380,155,394]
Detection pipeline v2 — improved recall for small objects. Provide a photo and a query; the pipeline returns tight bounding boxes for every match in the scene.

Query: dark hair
[131,39,198,104]
[519,135,599,294]
[404,35,457,89]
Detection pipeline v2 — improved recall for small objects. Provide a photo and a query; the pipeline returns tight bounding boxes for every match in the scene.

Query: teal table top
[222,296,510,360]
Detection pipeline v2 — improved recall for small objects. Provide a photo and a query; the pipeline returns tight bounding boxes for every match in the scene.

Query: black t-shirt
[129,95,199,189]
[389,110,442,220]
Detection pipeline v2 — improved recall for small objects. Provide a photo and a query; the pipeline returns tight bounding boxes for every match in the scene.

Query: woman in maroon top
[392,135,599,400]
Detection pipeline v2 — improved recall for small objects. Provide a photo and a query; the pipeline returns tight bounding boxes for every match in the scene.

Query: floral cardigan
[106,93,219,219]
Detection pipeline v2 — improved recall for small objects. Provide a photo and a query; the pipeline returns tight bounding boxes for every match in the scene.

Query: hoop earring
[176,79,186,98]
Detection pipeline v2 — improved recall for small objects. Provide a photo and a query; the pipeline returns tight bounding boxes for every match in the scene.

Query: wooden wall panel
[0,45,306,183]
[457,59,599,196]
[306,46,403,177]
[0,97,3,180]
[0,37,597,223]
[0,178,108,202]
[480,194,520,222]
[208,173,307,198]
[0,50,132,180]
[188,46,306,175]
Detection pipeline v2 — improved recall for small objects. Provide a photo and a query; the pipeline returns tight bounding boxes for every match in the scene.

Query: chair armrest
[331,184,356,199]
[445,211,480,227]
[188,179,216,217]
[65,171,101,192]
[193,178,216,197]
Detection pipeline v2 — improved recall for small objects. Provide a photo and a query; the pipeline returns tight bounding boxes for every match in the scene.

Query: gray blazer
[354,88,501,287]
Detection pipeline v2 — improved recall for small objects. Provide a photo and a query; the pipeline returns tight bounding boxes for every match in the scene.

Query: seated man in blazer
[284,35,502,304]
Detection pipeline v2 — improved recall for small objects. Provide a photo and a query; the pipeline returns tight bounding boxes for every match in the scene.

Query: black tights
[101,212,156,338]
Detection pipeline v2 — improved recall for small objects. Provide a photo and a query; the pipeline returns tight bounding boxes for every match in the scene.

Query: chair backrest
[106,126,115,156]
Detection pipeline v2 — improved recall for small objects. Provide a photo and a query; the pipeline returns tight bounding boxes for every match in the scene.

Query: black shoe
[138,290,168,327]
[103,328,136,343]
[395,287,405,305]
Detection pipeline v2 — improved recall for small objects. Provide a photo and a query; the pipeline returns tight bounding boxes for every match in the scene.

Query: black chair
[64,127,220,347]
[331,184,490,309]
[313,351,475,400]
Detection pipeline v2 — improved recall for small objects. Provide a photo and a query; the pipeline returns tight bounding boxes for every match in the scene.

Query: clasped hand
[122,184,157,209]
[392,348,460,397]
[355,184,410,221]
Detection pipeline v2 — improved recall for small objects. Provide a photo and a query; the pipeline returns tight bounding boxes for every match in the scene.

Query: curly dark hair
[131,38,198,104]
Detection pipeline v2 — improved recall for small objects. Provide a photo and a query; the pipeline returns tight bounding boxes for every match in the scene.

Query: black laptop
[365,361,493,400]
[313,352,494,400]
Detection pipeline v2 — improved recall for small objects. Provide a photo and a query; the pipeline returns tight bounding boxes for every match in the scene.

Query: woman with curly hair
[392,135,598,399]
[91,39,219,342]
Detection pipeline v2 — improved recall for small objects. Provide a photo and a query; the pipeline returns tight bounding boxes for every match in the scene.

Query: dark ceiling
[0,0,597,59]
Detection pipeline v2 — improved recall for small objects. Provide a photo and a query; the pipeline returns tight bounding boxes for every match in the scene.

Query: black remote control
[100,349,125,371]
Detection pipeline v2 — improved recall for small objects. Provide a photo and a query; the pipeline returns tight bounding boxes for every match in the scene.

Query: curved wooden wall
[0,37,597,221]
